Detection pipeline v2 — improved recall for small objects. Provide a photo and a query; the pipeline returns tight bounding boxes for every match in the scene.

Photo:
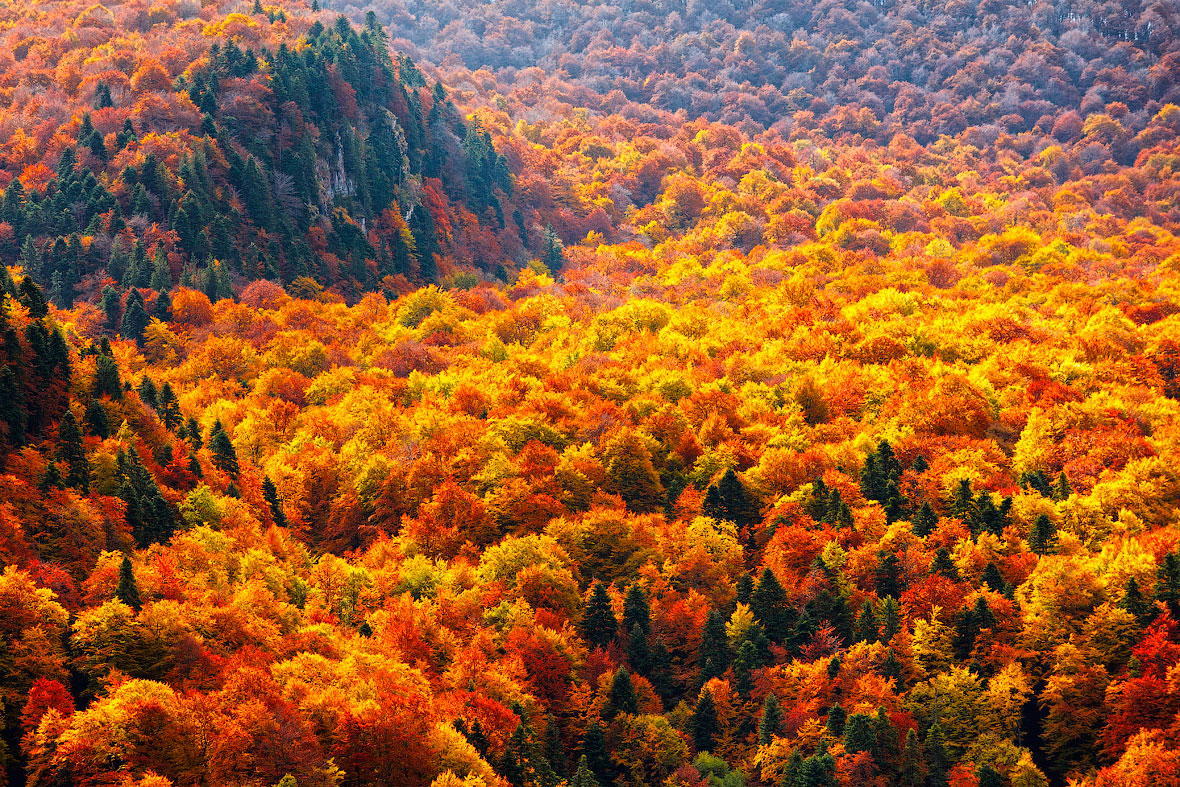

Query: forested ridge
[0,1,1179,786]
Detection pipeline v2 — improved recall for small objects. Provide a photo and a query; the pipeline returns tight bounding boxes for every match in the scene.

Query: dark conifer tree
[581,581,617,649]
[57,408,89,491]
[116,554,142,610]
[699,608,730,682]
[209,420,240,476]
[1028,514,1057,555]
[758,693,782,744]
[604,668,637,718]
[690,689,719,752]
[93,354,123,399]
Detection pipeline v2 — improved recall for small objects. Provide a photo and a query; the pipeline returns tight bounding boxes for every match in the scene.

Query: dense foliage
[0,1,1178,787]
[335,0,1180,136]
[0,0,523,314]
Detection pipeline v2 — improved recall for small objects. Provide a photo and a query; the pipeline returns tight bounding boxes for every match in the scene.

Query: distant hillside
[0,1,525,326]
[339,0,1179,138]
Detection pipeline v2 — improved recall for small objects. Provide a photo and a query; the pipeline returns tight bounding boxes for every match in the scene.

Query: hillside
[335,0,1179,135]
[1,1,1179,787]
[0,0,525,318]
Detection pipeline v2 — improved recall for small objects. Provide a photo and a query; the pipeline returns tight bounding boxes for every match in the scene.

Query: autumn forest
[0,0,1178,785]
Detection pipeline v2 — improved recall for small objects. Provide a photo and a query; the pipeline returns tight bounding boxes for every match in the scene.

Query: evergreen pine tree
[116,553,142,610]
[699,608,730,682]
[826,704,846,736]
[94,81,114,108]
[854,601,879,643]
[977,765,1004,787]
[925,722,950,787]
[898,729,926,787]
[843,713,876,755]
[17,277,49,317]
[1053,471,1072,501]
[57,409,89,491]
[540,226,564,276]
[581,581,617,649]
[622,583,650,635]
[157,383,181,430]
[263,476,288,528]
[1156,553,1180,615]
[1119,578,1153,624]
[120,288,150,340]
[981,562,1005,593]
[690,689,719,752]
[751,567,790,642]
[604,668,637,718]
[732,639,758,696]
[569,756,601,787]
[93,354,123,399]
[1028,514,1057,555]
[100,285,122,329]
[581,722,610,785]
[40,461,63,491]
[949,479,974,520]
[0,366,26,444]
[85,398,109,439]
[758,693,782,744]
[208,420,240,476]
[875,552,902,597]
[626,622,650,676]
[931,547,959,579]
[912,501,937,537]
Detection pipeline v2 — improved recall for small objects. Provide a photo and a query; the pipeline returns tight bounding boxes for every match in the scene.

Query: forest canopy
[0,0,1178,786]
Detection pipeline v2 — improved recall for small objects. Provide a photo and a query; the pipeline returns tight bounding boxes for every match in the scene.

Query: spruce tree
[875,552,902,598]
[581,581,617,649]
[116,553,142,610]
[1053,471,1072,501]
[751,567,790,642]
[912,501,937,537]
[263,476,288,528]
[977,765,1003,787]
[949,479,974,520]
[157,383,181,430]
[1157,553,1180,615]
[699,608,730,682]
[85,398,109,439]
[626,622,650,676]
[136,377,158,409]
[1028,514,1057,555]
[580,722,610,785]
[826,704,846,736]
[981,562,1005,593]
[18,277,49,318]
[93,354,123,399]
[57,409,89,491]
[703,468,760,528]
[843,713,876,755]
[209,420,240,476]
[758,693,782,744]
[854,601,879,643]
[622,583,650,635]
[0,366,26,444]
[569,756,601,787]
[1119,578,1153,624]
[690,689,719,752]
[925,722,950,787]
[120,289,150,340]
[604,668,637,718]
[735,573,754,605]
[931,548,959,579]
[732,639,757,696]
